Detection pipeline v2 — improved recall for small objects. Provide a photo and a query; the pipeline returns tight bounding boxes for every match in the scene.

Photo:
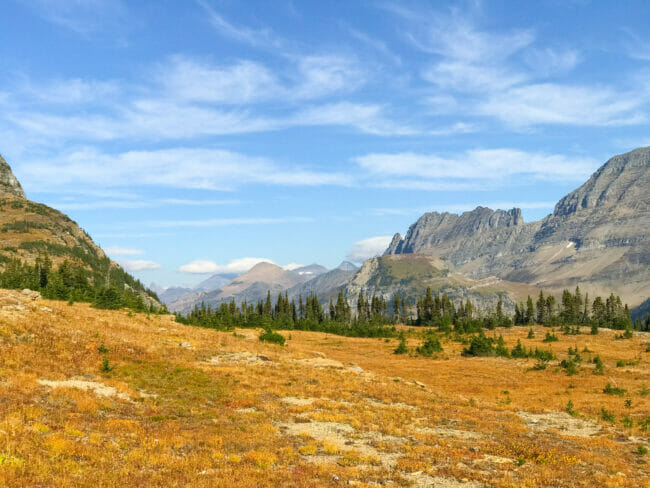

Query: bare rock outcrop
[0,154,26,199]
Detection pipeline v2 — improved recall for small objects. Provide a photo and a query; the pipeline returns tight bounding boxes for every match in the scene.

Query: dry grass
[0,289,648,487]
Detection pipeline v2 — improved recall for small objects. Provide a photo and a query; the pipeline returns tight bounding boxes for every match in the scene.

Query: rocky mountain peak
[0,154,26,199]
[553,146,650,217]
[385,206,523,255]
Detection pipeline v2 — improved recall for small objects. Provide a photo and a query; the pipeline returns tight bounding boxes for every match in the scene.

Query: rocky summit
[385,147,650,307]
[0,154,26,199]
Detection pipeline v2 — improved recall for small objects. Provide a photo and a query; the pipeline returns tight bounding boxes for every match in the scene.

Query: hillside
[0,290,647,487]
[344,254,540,314]
[385,147,650,307]
[0,154,159,308]
[286,262,358,304]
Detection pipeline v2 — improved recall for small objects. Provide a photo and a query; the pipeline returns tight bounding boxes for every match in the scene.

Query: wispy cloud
[3,53,407,144]
[622,29,650,61]
[150,216,313,228]
[118,259,161,272]
[105,246,143,256]
[477,83,646,127]
[48,198,243,210]
[197,0,284,49]
[356,148,599,186]
[346,236,393,263]
[159,56,280,104]
[386,4,647,128]
[24,0,127,39]
[20,147,349,191]
[347,27,402,65]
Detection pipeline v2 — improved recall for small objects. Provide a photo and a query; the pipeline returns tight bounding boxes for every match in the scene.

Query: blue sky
[1,0,650,288]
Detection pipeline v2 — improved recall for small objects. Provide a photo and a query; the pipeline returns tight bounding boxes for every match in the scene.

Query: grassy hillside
[345,255,537,315]
[0,195,158,308]
[0,289,647,487]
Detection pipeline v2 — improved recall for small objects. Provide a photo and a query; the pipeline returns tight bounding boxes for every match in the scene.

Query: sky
[1,0,650,288]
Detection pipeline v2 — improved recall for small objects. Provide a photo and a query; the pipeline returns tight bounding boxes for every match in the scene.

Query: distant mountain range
[169,147,648,318]
[167,262,332,313]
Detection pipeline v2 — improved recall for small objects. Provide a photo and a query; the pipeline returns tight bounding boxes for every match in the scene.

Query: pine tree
[536,291,546,324]
[525,295,534,324]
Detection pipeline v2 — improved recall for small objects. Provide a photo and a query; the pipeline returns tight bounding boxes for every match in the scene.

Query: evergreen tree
[525,295,534,324]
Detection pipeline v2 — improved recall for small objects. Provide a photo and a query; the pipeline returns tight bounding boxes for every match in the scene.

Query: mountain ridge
[385,146,650,307]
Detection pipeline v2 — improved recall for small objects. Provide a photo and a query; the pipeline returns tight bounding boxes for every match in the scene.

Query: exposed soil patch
[293,357,345,369]
[208,352,272,364]
[414,426,484,440]
[276,419,406,468]
[37,378,131,401]
[280,396,316,406]
[517,411,602,438]
[405,472,484,487]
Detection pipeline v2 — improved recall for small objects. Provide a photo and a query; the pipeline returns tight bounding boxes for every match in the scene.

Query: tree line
[512,288,641,332]
[178,285,646,337]
[0,252,161,312]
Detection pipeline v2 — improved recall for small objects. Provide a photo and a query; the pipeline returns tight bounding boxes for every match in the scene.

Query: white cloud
[20,147,349,191]
[295,102,417,136]
[293,55,365,99]
[346,236,393,263]
[355,148,599,184]
[282,263,304,271]
[47,198,242,210]
[386,5,646,129]
[160,57,279,104]
[105,246,143,256]
[477,83,646,127]
[179,257,274,274]
[423,61,526,92]
[150,216,312,228]
[118,259,161,272]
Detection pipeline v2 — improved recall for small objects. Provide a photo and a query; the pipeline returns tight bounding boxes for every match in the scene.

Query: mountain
[158,287,194,305]
[631,298,650,321]
[0,154,159,308]
[151,273,238,305]
[194,272,238,291]
[337,261,359,271]
[385,147,650,307]
[286,264,358,304]
[291,263,328,279]
[168,262,304,313]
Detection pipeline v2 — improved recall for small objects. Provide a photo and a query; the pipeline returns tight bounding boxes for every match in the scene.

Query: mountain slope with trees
[0,154,160,310]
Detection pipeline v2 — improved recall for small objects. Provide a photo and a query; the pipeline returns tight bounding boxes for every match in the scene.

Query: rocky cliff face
[385,147,650,306]
[0,155,26,199]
